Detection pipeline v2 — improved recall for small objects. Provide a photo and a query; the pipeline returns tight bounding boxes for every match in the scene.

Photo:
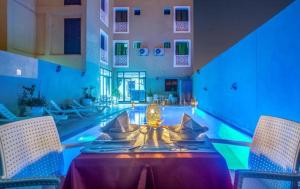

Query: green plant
[147,89,153,97]
[112,88,121,98]
[18,85,47,107]
[82,86,96,101]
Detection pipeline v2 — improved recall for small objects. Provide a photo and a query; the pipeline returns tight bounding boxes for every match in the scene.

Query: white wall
[0,50,38,79]
[7,0,36,55]
[36,0,86,70]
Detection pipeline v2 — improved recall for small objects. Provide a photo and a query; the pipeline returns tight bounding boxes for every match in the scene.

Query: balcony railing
[114,55,128,67]
[100,10,108,26]
[100,49,108,64]
[175,21,189,32]
[175,55,190,67]
[114,22,128,33]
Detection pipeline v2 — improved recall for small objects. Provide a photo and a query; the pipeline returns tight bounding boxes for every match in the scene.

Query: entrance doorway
[117,72,146,102]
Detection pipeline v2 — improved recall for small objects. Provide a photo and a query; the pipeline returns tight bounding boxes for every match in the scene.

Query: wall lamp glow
[16,69,22,76]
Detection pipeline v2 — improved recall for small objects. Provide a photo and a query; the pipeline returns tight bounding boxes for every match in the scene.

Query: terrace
[0,0,299,189]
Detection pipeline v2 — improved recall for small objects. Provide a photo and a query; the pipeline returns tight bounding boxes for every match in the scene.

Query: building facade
[0,0,193,109]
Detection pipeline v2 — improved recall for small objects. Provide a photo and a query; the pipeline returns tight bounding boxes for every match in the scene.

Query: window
[134,8,141,15]
[174,40,191,67]
[113,40,129,67]
[174,6,190,33]
[133,41,142,49]
[100,0,109,27]
[114,7,129,33]
[64,18,81,54]
[165,79,178,92]
[100,30,109,65]
[164,41,171,48]
[164,7,171,15]
[100,68,112,105]
[64,0,81,5]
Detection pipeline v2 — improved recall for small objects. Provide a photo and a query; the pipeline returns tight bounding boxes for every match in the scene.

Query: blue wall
[193,1,300,135]
[0,59,100,114]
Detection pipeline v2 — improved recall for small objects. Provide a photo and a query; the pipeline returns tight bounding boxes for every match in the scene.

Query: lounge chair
[49,100,84,118]
[210,116,300,189]
[0,104,28,123]
[44,108,69,124]
[72,99,106,113]
[0,116,90,188]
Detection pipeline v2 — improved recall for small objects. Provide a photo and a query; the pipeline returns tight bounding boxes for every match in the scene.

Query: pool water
[62,105,252,174]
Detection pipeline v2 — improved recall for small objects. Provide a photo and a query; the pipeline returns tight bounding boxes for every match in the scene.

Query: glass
[117,72,146,102]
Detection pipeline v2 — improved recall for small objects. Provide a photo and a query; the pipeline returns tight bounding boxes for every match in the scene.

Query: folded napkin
[103,111,138,133]
[167,114,208,140]
[181,113,208,133]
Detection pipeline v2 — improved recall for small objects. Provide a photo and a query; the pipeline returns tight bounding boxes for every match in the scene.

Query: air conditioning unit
[138,48,149,56]
[154,48,164,56]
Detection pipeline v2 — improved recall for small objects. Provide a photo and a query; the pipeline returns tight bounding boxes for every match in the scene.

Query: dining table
[62,125,233,189]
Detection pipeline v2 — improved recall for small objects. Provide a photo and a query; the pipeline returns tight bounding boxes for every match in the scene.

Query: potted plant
[18,85,47,116]
[146,89,153,103]
[112,88,121,105]
[81,86,96,106]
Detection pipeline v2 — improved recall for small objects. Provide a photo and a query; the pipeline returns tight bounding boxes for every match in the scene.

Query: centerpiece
[146,104,162,128]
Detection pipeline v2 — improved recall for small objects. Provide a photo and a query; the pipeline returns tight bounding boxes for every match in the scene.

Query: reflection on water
[129,105,190,126]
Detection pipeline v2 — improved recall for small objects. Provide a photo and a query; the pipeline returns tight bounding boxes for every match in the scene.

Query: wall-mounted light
[231,82,238,91]
[16,69,22,76]
[191,99,198,108]
[131,101,136,108]
[56,65,62,73]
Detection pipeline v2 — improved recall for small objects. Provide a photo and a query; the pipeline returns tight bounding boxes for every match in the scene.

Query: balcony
[114,55,128,67]
[100,49,108,64]
[175,21,189,32]
[100,9,108,26]
[114,22,128,33]
[175,55,190,67]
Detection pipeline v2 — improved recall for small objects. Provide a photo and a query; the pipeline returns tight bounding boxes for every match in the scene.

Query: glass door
[117,72,146,102]
[100,68,112,104]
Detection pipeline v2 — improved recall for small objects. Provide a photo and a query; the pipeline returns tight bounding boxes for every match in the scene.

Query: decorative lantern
[191,99,198,108]
[146,104,162,128]
[131,101,136,108]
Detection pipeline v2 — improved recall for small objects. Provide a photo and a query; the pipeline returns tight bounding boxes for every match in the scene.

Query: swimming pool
[61,105,252,174]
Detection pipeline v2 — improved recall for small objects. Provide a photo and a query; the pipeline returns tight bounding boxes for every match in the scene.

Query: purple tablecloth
[62,152,232,189]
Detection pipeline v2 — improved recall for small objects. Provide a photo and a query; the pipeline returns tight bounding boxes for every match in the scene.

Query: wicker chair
[0,116,88,188]
[211,116,300,189]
